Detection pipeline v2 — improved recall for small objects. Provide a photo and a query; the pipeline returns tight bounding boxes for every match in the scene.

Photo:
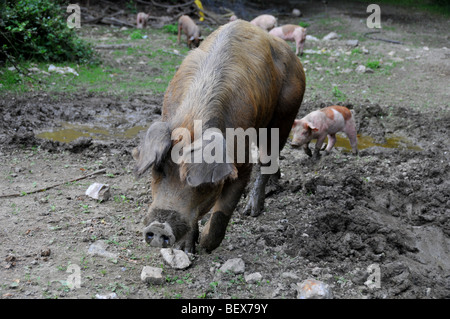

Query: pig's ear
[180,130,237,187]
[307,122,319,132]
[133,122,171,178]
[189,36,195,41]
[292,119,301,128]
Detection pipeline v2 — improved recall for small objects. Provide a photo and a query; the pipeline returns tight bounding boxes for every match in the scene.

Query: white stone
[355,65,366,73]
[160,248,191,270]
[141,266,164,284]
[323,32,339,41]
[219,258,245,274]
[245,272,262,283]
[296,279,333,299]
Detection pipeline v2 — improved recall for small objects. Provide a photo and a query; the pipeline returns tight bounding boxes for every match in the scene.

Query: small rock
[281,272,300,281]
[341,68,353,74]
[296,279,333,299]
[323,32,339,41]
[391,57,404,62]
[141,266,164,285]
[160,248,191,270]
[219,258,245,274]
[85,183,110,201]
[95,292,118,299]
[292,8,302,17]
[312,267,322,276]
[355,65,366,73]
[88,240,118,262]
[245,272,262,283]
[346,39,359,47]
[40,248,51,257]
[306,35,319,42]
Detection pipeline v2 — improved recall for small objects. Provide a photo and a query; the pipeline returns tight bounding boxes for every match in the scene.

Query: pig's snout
[290,141,301,148]
[144,221,176,248]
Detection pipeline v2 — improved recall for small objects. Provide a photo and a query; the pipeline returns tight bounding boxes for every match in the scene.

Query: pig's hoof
[243,200,263,217]
[175,239,196,254]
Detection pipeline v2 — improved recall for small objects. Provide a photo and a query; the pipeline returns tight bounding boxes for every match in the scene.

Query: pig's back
[163,20,302,132]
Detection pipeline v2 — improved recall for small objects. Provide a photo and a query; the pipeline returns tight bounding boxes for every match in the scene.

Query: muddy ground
[1,1,449,299]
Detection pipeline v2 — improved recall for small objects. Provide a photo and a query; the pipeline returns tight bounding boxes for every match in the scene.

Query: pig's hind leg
[243,164,271,217]
[344,119,358,155]
[324,134,336,155]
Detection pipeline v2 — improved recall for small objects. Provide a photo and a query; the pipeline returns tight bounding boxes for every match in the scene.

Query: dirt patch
[1,1,449,299]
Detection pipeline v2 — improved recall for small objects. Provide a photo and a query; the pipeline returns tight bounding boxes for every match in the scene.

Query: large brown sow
[133,20,305,253]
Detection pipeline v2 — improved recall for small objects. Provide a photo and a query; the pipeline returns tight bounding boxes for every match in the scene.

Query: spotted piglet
[291,105,358,158]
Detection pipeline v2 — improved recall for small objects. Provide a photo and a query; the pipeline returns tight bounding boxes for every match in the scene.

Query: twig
[364,31,403,45]
[95,44,133,50]
[136,0,195,9]
[0,169,106,199]
[100,17,136,28]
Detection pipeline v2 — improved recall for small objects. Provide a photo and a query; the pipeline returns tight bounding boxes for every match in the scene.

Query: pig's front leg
[200,166,251,252]
[175,222,199,253]
[313,135,326,159]
[199,210,231,253]
[303,143,312,157]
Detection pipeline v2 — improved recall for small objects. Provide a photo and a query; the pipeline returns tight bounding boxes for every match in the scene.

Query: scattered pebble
[88,240,118,262]
[296,279,333,299]
[95,292,118,299]
[245,272,262,283]
[141,266,164,285]
[85,183,110,201]
[323,32,339,41]
[292,8,302,17]
[219,258,245,274]
[160,248,191,270]
[346,39,359,47]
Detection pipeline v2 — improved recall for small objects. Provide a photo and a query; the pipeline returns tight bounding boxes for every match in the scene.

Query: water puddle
[38,122,422,153]
[334,134,422,152]
[289,133,421,152]
[36,122,147,143]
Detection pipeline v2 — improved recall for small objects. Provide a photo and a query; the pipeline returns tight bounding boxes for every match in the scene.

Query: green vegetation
[298,22,310,28]
[162,23,179,34]
[1,0,97,64]
[366,59,380,69]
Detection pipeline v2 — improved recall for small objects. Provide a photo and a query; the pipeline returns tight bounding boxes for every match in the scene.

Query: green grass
[0,24,190,96]
[0,62,119,93]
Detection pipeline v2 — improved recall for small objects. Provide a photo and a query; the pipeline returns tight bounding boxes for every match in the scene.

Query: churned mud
[0,1,449,299]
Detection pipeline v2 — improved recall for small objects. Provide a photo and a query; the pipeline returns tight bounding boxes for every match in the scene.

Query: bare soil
[0,1,449,299]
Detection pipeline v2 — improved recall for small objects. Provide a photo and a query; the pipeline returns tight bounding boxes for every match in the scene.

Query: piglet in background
[250,14,277,32]
[177,15,203,48]
[136,12,149,29]
[291,105,358,158]
[269,24,307,56]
